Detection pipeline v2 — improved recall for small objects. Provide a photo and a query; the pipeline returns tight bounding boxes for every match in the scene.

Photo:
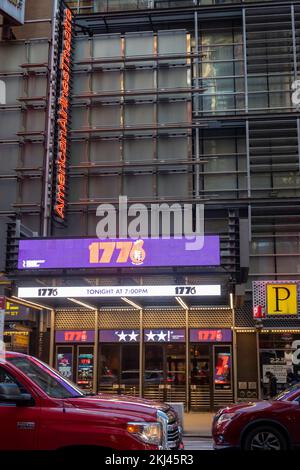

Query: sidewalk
[183,412,214,437]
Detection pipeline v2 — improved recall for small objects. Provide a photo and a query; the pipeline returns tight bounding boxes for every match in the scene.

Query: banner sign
[100,330,140,343]
[57,352,73,379]
[266,283,298,316]
[52,5,74,223]
[18,284,221,299]
[190,329,232,343]
[100,329,186,343]
[144,329,185,343]
[0,0,25,25]
[55,330,95,343]
[253,281,299,318]
[18,236,220,270]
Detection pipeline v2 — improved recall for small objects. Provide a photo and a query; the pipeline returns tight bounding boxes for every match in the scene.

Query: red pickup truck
[0,352,183,451]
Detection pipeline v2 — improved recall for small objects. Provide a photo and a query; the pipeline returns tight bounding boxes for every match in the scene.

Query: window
[0,366,28,401]
[7,357,84,399]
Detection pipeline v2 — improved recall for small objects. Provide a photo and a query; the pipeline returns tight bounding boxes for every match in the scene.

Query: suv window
[0,366,27,402]
[8,357,84,399]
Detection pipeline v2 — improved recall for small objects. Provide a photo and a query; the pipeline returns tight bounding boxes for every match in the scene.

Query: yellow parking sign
[267,284,298,315]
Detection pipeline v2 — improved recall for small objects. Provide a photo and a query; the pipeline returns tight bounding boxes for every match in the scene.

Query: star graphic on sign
[146,330,156,342]
[128,331,139,342]
[157,330,167,342]
[115,331,128,342]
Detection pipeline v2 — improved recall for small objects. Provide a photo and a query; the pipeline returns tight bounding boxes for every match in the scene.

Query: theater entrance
[143,338,186,406]
[189,329,234,410]
[99,337,140,397]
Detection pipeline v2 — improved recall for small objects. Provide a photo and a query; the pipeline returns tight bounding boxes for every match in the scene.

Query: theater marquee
[17,284,221,299]
[18,236,220,270]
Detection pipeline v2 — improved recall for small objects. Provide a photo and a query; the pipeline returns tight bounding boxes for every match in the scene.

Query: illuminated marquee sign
[0,0,25,24]
[18,284,221,299]
[18,236,220,269]
[55,330,95,343]
[53,5,74,223]
[190,329,232,343]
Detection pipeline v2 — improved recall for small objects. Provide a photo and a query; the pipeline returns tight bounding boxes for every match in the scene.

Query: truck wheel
[243,425,287,450]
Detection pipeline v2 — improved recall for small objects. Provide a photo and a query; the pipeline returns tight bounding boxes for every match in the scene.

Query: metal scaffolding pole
[43,0,59,236]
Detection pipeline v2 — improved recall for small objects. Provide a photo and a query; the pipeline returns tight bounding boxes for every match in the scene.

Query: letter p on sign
[267,284,298,315]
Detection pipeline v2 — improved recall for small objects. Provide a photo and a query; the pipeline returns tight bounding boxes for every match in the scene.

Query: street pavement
[183,437,213,450]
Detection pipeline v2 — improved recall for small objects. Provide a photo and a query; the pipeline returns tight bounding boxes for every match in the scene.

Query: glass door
[190,344,212,410]
[144,344,164,401]
[143,343,186,405]
[99,343,139,397]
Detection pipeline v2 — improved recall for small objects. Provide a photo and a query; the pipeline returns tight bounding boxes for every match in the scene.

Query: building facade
[0,0,300,410]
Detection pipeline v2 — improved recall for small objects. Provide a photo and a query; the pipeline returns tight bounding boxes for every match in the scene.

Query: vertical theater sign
[53,4,74,223]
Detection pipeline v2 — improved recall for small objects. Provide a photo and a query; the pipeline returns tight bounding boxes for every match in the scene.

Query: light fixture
[121,297,142,310]
[67,298,97,311]
[230,293,234,310]
[10,296,53,312]
[175,297,188,310]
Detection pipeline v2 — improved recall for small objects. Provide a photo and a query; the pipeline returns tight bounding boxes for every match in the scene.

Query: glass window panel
[124,139,154,162]
[91,106,120,127]
[158,31,187,55]
[125,33,154,57]
[70,141,86,165]
[2,76,22,105]
[0,43,26,73]
[250,256,275,274]
[157,174,189,197]
[276,256,300,275]
[276,237,300,254]
[124,103,154,126]
[90,140,121,163]
[24,143,44,167]
[74,38,91,61]
[0,180,17,210]
[158,102,188,124]
[89,175,120,198]
[93,35,121,58]
[123,175,153,197]
[92,70,121,93]
[157,136,188,161]
[0,145,19,173]
[21,179,42,204]
[67,178,83,202]
[73,74,90,94]
[27,76,47,98]
[158,69,188,89]
[25,110,45,133]
[72,108,89,129]
[0,111,21,138]
[125,70,154,90]
[251,240,274,255]
[29,42,49,63]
